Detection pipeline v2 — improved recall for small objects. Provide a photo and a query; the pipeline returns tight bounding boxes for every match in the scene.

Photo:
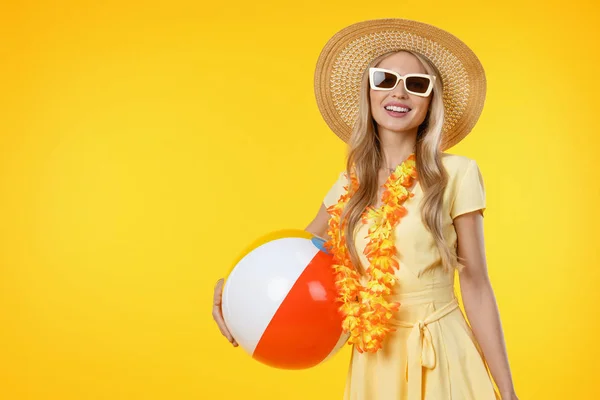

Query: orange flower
[324,153,417,353]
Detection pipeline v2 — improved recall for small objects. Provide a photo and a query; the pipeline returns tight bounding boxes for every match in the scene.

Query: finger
[212,308,233,342]
[212,306,233,342]
[213,278,224,306]
[212,278,238,345]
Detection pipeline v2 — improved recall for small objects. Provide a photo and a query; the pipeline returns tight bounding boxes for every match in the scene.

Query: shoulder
[329,170,349,188]
[441,154,486,218]
[441,152,480,181]
[440,153,484,195]
[337,169,352,186]
[440,152,475,174]
[323,170,350,209]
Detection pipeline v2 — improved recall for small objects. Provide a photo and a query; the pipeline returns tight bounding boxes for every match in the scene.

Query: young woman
[213,19,518,400]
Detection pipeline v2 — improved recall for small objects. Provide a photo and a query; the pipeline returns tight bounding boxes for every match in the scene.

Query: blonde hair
[341,50,462,276]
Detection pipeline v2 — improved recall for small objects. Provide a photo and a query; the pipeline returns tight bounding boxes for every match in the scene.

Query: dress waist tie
[391,297,459,400]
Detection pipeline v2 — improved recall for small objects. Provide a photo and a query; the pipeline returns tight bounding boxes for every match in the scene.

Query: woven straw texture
[314,19,486,150]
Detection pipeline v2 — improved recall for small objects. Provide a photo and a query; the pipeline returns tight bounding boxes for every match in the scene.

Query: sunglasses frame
[369,67,436,97]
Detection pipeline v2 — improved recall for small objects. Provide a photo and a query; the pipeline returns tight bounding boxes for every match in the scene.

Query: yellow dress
[323,153,501,400]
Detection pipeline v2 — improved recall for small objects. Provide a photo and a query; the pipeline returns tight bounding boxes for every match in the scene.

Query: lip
[384,108,410,118]
[384,102,411,109]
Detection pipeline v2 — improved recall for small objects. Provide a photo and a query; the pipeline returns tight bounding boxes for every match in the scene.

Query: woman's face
[369,52,433,134]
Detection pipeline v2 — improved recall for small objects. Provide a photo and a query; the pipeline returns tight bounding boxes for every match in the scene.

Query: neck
[378,126,418,169]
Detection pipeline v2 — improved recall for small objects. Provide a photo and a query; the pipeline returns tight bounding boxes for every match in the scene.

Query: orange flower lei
[324,153,418,353]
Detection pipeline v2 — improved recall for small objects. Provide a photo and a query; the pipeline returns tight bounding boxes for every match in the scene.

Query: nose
[391,79,409,98]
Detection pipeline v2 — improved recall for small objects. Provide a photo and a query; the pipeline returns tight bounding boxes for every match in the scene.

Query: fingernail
[311,237,330,254]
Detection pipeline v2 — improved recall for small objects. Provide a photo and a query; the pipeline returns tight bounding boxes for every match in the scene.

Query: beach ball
[222,229,348,369]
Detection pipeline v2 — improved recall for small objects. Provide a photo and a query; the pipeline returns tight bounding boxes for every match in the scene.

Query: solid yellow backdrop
[1,0,599,399]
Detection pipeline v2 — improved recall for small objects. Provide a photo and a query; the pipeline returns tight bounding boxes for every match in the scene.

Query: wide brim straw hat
[314,18,486,150]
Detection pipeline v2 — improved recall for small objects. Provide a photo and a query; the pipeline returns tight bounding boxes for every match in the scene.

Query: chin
[384,117,426,133]
[380,120,417,133]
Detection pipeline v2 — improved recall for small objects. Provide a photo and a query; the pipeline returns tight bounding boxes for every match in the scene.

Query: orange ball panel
[252,249,344,369]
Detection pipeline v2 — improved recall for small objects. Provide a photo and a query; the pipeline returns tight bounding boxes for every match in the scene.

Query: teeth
[385,105,410,113]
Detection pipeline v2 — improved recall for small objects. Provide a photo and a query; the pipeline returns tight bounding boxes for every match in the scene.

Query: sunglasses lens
[405,76,431,94]
[372,71,398,89]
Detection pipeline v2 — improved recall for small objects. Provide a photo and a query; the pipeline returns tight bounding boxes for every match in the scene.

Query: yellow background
[1,0,598,399]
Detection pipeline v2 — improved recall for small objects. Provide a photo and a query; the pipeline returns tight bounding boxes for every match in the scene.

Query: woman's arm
[454,210,518,400]
[305,203,332,241]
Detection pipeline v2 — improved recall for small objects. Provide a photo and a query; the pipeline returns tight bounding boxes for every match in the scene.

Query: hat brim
[314,18,486,150]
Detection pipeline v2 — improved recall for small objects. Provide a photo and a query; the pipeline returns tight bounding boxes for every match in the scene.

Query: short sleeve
[450,159,486,219]
[323,172,348,209]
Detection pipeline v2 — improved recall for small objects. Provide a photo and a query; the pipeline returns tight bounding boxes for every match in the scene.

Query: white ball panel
[221,237,319,354]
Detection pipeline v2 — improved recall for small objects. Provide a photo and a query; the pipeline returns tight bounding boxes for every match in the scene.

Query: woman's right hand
[212,278,238,347]
[212,201,330,349]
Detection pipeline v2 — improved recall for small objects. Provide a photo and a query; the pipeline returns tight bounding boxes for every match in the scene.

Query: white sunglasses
[369,67,436,97]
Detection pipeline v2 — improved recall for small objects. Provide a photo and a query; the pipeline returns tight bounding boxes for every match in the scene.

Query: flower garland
[324,153,418,353]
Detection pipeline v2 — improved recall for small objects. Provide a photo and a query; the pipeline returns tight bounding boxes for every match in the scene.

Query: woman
[213,19,518,400]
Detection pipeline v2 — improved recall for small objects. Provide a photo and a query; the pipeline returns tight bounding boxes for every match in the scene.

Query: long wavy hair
[341,50,461,276]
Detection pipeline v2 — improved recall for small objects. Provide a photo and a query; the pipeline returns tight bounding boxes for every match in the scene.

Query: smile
[384,106,411,118]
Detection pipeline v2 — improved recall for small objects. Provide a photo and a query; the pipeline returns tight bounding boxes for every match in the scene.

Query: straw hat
[314,18,486,150]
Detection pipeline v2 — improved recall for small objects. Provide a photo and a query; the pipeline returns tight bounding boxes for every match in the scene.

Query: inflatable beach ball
[222,229,349,370]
